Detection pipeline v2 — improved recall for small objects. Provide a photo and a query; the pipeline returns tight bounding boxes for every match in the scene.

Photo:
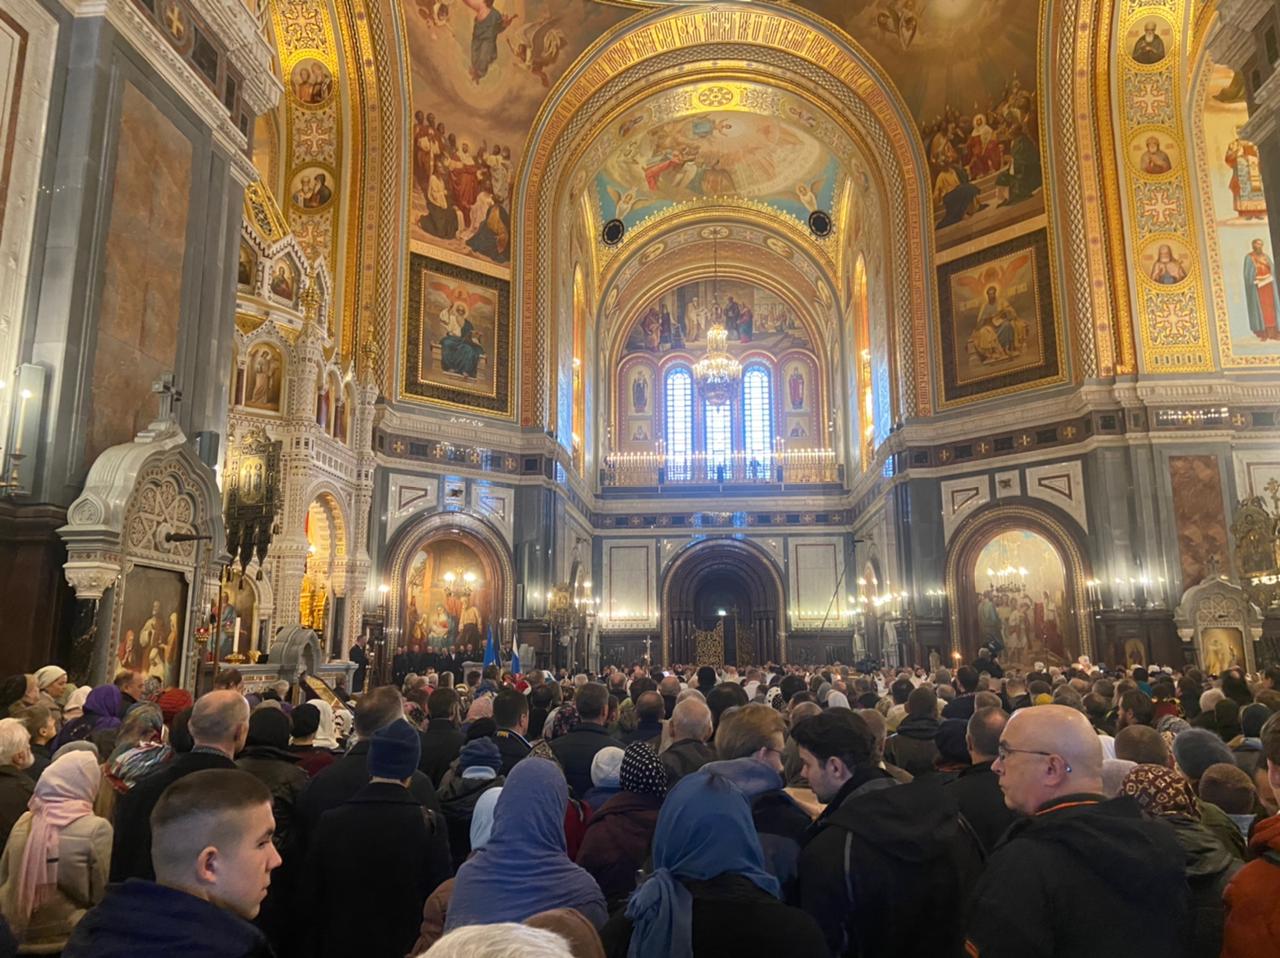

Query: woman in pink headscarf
[0,750,111,949]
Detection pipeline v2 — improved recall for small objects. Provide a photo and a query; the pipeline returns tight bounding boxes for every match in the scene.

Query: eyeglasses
[996,742,1072,773]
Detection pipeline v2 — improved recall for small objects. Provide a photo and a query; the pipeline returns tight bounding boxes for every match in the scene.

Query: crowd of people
[0,654,1273,956]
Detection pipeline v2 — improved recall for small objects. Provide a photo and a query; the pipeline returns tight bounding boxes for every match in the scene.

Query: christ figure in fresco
[1244,239,1280,341]
[462,0,516,83]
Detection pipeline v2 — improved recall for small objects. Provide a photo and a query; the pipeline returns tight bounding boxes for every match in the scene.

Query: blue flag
[483,625,499,668]
[510,643,522,675]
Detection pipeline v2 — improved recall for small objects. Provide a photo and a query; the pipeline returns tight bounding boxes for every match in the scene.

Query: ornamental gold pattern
[1113,1,1215,373]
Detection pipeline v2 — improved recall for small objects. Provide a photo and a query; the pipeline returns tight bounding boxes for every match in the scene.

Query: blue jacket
[63,880,274,958]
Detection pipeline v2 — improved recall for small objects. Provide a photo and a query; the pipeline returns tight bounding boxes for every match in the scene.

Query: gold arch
[515,5,935,429]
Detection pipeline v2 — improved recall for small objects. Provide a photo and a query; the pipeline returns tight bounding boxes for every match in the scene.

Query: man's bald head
[659,676,681,697]
[189,691,250,754]
[994,705,1104,816]
[634,691,665,724]
[670,697,712,742]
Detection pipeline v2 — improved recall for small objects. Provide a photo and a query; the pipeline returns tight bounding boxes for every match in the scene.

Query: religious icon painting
[238,241,257,290]
[402,253,513,418]
[1125,17,1173,66]
[113,565,188,690]
[268,259,298,306]
[289,165,336,212]
[935,228,1063,408]
[243,344,284,413]
[291,58,334,107]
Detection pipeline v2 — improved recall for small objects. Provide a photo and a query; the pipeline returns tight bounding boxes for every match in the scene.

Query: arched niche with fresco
[945,505,1094,670]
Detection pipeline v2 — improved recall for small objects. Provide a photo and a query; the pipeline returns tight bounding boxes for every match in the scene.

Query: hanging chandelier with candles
[692,231,741,406]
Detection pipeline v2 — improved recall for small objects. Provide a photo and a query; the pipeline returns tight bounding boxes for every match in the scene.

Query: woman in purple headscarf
[52,686,122,751]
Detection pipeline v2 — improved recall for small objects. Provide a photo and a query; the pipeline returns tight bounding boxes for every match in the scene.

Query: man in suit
[550,683,624,799]
[492,688,531,776]
[111,690,249,881]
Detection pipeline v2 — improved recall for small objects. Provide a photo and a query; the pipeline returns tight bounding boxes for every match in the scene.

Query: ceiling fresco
[581,83,846,235]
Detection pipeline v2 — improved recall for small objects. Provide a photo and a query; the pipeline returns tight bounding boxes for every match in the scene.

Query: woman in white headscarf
[309,699,340,750]
[33,669,68,731]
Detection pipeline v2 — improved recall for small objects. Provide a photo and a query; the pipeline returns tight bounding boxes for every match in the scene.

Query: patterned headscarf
[1121,763,1199,819]
[620,741,668,797]
[550,703,580,740]
[527,738,562,769]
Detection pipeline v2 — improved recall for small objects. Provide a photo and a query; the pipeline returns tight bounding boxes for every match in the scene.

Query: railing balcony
[602,448,841,488]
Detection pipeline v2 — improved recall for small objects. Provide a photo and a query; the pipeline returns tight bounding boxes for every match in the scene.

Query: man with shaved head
[964,705,1187,958]
[661,696,715,786]
[112,690,251,881]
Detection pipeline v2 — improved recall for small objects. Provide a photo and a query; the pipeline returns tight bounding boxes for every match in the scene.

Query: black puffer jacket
[1167,815,1242,958]
[235,746,309,849]
[437,772,503,870]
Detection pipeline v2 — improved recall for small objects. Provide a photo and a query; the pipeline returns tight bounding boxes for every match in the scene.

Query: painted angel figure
[417,0,450,36]
[506,14,566,88]
[875,0,923,50]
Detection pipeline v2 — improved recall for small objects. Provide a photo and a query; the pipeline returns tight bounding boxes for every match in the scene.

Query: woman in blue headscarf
[600,768,829,958]
[52,686,122,750]
[444,758,607,932]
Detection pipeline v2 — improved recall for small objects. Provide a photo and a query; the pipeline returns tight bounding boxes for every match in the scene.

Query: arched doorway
[300,493,347,656]
[945,505,1093,670]
[663,540,784,666]
[385,513,515,661]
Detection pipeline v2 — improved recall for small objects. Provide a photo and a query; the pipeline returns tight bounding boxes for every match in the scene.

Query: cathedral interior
[4,0,1280,685]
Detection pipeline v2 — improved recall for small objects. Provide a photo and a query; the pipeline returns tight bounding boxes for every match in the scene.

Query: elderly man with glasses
[963,705,1188,958]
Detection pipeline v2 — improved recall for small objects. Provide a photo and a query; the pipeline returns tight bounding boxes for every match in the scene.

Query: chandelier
[442,568,478,599]
[692,231,741,406]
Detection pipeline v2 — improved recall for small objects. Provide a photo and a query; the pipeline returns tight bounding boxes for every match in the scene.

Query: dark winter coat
[418,721,466,788]
[1167,815,1242,958]
[575,791,662,908]
[660,739,717,787]
[883,714,941,777]
[600,873,830,958]
[549,723,625,800]
[941,693,978,721]
[111,750,237,882]
[798,771,981,958]
[300,782,452,958]
[943,760,1017,857]
[619,719,663,747]
[292,740,442,864]
[64,879,274,958]
[438,772,504,870]
[964,794,1188,958]
[0,766,33,854]
[235,746,309,850]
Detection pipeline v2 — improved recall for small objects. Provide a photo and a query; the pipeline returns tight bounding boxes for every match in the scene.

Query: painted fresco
[973,529,1071,670]
[404,538,493,654]
[405,0,630,268]
[800,0,1042,250]
[936,228,1061,406]
[114,566,187,687]
[619,278,812,357]
[1201,63,1280,365]
[592,106,840,233]
[1168,454,1231,591]
[403,253,512,417]
[244,344,284,413]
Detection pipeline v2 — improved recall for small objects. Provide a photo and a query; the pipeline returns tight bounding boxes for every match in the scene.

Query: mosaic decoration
[1113,1,1212,372]
[270,0,342,268]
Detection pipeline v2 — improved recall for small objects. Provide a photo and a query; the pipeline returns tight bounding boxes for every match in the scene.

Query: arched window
[704,399,732,481]
[742,366,773,479]
[664,367,693,481]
